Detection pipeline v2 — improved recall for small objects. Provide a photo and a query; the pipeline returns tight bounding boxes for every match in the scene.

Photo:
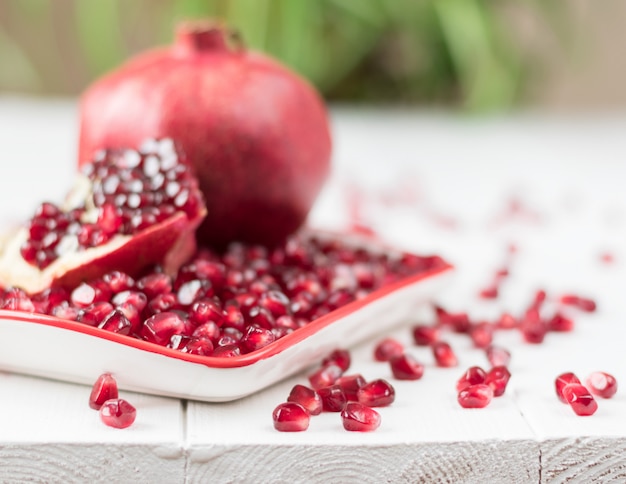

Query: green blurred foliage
[0,0,557,110]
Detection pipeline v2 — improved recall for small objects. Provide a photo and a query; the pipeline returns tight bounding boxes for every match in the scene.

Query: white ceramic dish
[0,235,453,402]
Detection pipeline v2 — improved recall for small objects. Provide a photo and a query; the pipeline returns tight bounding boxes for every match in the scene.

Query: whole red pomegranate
[78,21,332,248]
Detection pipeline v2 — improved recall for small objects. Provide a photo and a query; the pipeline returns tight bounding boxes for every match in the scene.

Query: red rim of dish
[0,260,452,369]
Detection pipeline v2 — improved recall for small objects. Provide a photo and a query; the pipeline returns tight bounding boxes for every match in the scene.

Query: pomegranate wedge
[0,139,205,294]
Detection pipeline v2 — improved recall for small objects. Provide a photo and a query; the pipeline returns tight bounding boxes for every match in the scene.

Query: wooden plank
[187,326,539,483]
[0,373,185,483]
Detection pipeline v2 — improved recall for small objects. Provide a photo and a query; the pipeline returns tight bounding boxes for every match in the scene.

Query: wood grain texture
[187,441,539,484]
[541,438,626,483]
[0,444,184,483]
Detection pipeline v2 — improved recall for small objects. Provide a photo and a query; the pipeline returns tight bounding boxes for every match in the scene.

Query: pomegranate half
[0,139,205,294]
[78,20,332,248]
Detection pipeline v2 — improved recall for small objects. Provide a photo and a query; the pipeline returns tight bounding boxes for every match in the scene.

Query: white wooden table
[1,98,625,483]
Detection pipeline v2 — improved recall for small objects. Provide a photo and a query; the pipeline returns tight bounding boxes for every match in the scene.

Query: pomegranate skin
[78,21,332,248]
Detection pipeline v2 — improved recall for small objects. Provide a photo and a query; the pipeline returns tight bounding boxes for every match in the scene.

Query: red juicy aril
[2,233,445,356]
[0,139,205,294]
[78,20,331,248]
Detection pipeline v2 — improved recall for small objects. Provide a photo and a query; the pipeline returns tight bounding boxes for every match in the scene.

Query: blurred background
[0,0,624,112]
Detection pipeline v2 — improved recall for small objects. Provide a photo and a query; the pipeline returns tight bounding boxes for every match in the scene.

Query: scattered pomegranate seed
[389,353,424,380]
[560,294,597,313]
[272,402,310,432]
[457,384,493,409]
[485,366,511,397]
[357,379,395,407]
[373,337,405,362]
[555,372,581,403]
[547,312,574,332]
[520,313,547,344]
[287,385,323,416]
[432,341,458,367]
[336,374,367,401]
[479,285,498,299]
[308,364,343,391]
[318,385,347,412]
[496,312,518,330]
[89,373,119,410]
[341,402,381,432]
[99,398,137,429]
[486,345,511,367]
[321,348,351,372]
[586,372,618,399]
[434,305,470,333]
[412,324,439,346]
[469,322,493,349]
[456,366,487,392]
[562,383,598,416]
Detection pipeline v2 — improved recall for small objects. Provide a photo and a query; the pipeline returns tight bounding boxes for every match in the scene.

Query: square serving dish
[0,230,453,402]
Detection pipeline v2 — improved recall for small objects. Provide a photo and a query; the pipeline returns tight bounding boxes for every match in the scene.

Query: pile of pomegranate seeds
[0,235,446,357]
[89,373,137,429]
[555,371,616,416]
[272,348,392,432]
[21,140,203,270]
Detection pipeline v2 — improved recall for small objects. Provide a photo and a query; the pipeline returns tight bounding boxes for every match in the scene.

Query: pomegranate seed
[1,288,35,311]
[357,379,395,407]
[336,374,367,401]
[308,364,343,390]
[458,384,493,408]
[432,341,458,367]
[189,298,224,329]
[99,398,137,429]
[389,354,424,380]
[211,344,241,358]
[102,271,135,293]
[373,337,404,362]
[341,402,381,432]
[412,324,439,346]
[562,383,598,416]
[287,384,323,416]
[560,294,597,312]
[240,325,276,353]
[520,312,546,344]
[469,322,493,349]
[434,305,471,333]
[318,385,347,412]
[555,372,581,403]
[547,312,574,332]
[191,321,220,342]
[112,290,147,311]
[89,373,119,410]
[258,290,290,317]
[180,336,214,356]
[485,366,511,397]
[77,302,115,327]
[272,402,310,432]
[586,372,618,399]
[247,306,275,330]
[141,311,191,346]
[496,312,518,330]
[98,309,132,335]
[321,348,351,372]
[137,273,172,298]
[479,286,498,299]
[456,366,487,392]
[71,282,107,308]
[486,345,511,367]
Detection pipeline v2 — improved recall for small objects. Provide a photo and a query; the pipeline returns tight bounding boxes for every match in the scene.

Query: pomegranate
[78,20,332,248]
[0,139,205,294]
